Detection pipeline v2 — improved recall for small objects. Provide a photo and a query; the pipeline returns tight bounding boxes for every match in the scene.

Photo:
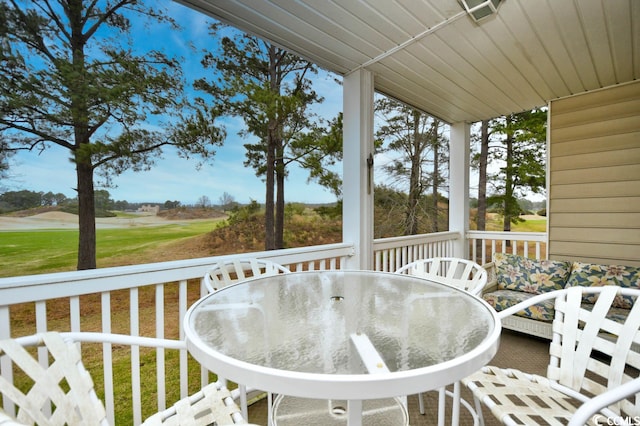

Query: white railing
[371,230,547,272]
[373,231,461,271]
[0,231,547,424]
[467,230,548,263]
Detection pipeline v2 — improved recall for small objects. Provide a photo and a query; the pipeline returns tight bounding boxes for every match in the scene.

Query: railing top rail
[1,231,548,305]
[466,230,547,242]
[0,243,354,305]
[373,231,460,250]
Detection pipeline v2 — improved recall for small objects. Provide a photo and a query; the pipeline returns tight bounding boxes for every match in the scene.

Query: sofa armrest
[482,261,498,293]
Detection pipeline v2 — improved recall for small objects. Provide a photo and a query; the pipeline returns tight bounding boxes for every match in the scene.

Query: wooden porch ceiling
[176,0,639,124]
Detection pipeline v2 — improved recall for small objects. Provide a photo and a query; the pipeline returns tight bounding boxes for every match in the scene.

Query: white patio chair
[394,257,488,295]
[140,380,249,426]
[395,257,487,425]
[203,258,291,293]
[0,332,108,426]
[203,258,290,424]
[0,332,253,426]
[463,285,640,426]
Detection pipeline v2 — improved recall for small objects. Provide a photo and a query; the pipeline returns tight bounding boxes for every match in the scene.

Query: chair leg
[473,395,485,426]
[239,384,248,420]
[452,381,461,426]
[267,392,274,426]
[423,389,449,418]
[420,386,480,425]
[459,396,480,426]
[438,387,445,426]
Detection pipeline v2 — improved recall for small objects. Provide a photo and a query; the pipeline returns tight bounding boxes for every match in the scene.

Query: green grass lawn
[485,215,547,233]
[0,214,547,278]
[0,220,221,278]
[515,219,547,232]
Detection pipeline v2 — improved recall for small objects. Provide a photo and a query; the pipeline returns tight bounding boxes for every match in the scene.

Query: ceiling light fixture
[461,0,502,23]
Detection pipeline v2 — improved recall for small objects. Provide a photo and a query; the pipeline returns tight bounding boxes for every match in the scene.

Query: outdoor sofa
[481,252,640,339]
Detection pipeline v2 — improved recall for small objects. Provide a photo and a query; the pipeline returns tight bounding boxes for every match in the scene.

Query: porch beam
[449,122,471,259]
[342,69,374,269]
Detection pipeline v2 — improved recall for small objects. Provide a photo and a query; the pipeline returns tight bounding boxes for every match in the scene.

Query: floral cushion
[599,306,631,325]
[494,253,571,295]
[483,290,631,324]
[565,262,640,309]
[483,290,556,322]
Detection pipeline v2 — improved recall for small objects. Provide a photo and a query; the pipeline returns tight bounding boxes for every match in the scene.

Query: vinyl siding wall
[548,80,640,266]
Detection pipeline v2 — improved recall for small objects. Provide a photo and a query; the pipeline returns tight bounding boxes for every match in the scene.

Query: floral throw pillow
[494,253,571,294]
[565,262,640,309]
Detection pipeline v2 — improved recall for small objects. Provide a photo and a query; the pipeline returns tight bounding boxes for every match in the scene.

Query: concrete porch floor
[246,329,550,425]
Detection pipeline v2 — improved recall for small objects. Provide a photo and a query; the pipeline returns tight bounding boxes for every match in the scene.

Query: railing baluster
[178,280,189,398]
[130,287,142,425]
[101,291,115,425]
[70,296,80,332]
[35,301,46,334]
[155,283,166,411]
[0,306,9,339]
[482,239,487,264]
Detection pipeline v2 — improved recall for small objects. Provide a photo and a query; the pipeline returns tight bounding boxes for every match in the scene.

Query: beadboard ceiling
[177,0,639,124]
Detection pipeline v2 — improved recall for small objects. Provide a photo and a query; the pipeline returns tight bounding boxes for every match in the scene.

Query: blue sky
[5,1,344,206]
[4,2,545,206]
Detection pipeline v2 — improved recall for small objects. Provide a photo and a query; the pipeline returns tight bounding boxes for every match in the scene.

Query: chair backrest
[569,376,640,426]
[394,257,487,295]
[203,258,291,293]
[0,332,109,425]
[141,380,249,425]
[549,286,640,418]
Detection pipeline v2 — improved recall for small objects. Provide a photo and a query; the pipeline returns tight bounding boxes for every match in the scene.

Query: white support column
[449,122,471,259]
[342,69,374,270]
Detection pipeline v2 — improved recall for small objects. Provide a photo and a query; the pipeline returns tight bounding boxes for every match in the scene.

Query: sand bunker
[0,211,168,230]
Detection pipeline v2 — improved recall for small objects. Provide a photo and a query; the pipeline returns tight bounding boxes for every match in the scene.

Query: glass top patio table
[184,270,501,403]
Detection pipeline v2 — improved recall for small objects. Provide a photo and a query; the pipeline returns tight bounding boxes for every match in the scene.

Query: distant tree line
[0,188,248,215]
[0,190,72,213]
[0,189,151,215]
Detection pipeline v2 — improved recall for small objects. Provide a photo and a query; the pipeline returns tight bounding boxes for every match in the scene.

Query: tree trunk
[431,120,439,232]
[476,120,489,260]
[265,127,276,250]
[275,141,285,249]
[264,45,279,250]
[76,160,96,269]
[70,4,96,270]
[503,118,514,234]
[477,120,489,232]
[405,110,421,236]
